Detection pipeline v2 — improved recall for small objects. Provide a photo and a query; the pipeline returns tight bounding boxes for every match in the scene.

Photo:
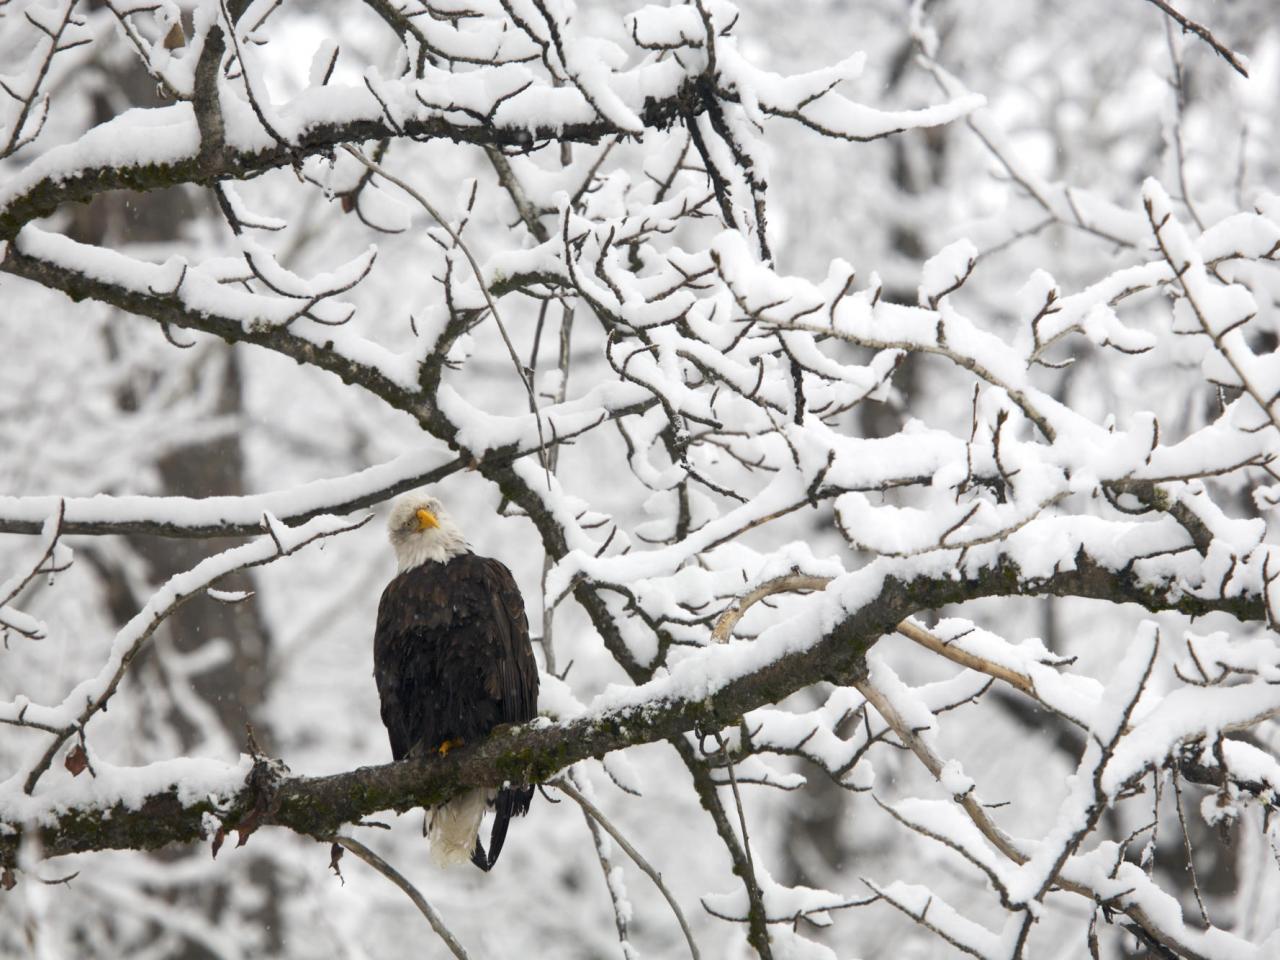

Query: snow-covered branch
[2,513,367,793]
[4,1,1280,955]
[5,544,1266,869]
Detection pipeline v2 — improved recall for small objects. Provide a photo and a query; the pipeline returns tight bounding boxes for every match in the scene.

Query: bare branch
[1142,0,1249,77]
[329,836,472,960]
[553,774,701,960]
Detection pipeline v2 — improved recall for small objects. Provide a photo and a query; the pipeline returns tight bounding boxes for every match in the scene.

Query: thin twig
[853,672,1225,960]
[537,300,576,674]
[1164,19,1205,230]
[1142,0,1248,78]
[330,836,472,960]
[1171,766,1211,927]
[568,768,635,957]
[0,499,67,639]
[552,775,701,960]
[712,729,760,901]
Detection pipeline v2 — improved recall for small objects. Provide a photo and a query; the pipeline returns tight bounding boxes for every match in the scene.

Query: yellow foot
[437,738,465,757]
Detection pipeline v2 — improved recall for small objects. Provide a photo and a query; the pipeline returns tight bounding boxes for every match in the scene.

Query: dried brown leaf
[164,22,186,50]
[64,745,88,777]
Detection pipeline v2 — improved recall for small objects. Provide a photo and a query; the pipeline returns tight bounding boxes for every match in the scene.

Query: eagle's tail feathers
[469,837,491,872]
[483,785,534,870]
[426,789,488,868]
[484,806,513,871]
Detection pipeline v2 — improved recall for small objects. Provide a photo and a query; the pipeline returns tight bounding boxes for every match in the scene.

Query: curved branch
[330,836,472,960]
[712,573,832,643]
[1141,0,1249,78]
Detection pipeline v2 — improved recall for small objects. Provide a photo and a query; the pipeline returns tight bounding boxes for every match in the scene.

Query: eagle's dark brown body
[373,552,538,869]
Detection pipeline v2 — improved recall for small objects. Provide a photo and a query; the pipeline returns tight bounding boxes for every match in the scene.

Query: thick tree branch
[1,551,1265,867]
[0,84,705,242]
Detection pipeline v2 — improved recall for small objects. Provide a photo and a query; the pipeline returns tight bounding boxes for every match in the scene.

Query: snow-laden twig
[339,143,551,484]
[854,654,1266,960]
[1145,181,1280,442]
[0,455,452,538]
[861,879,1003,959]
[0,500,67,641]
[0,0,87,160]
[894,619,1091,727]
[1005,625,1159,906]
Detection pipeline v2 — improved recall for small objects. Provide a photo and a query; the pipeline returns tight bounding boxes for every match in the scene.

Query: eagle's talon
[437,738,465,757]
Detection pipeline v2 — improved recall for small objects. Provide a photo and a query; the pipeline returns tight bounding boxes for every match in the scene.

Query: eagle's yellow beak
[415,508,439,531]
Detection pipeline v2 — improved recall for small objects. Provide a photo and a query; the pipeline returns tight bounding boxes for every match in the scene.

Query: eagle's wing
[373,575,421,761]
[475,556,539,728]
[472,556,539,870]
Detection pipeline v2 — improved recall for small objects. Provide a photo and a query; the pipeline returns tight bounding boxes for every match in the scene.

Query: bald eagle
[374,493,539,870]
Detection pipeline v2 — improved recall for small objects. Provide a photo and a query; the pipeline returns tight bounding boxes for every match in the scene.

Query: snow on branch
[1140,0,1250,77]
[853,635,1274,960]
[0,0,90,161]
[0,452,458,538]
[1,513,368,794]
[2,227,423,408]
[0,500,69,643]
[3,542,1267,871]
[0,0,977,247]
[4,3,1280,955]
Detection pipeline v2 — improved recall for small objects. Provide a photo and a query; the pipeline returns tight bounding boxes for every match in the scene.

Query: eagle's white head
[386,492,468,571]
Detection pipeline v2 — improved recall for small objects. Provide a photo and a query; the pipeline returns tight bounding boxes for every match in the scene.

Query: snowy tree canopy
[2,0,1279,957]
